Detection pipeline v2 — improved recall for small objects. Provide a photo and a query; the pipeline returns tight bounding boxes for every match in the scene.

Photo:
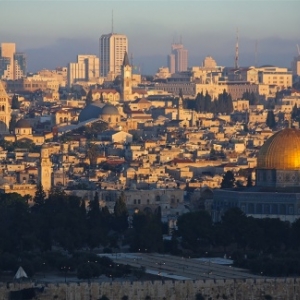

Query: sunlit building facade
[99,33,128,78]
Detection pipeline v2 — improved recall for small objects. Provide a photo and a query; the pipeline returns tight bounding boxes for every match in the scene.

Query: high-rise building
[0,43,26,80]
[167,43,188,74]
[67,55,100,86]
[14,52,27,78]
[99,33,128,78]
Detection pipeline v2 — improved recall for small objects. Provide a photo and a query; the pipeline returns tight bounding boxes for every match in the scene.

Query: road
[98,253,262,281]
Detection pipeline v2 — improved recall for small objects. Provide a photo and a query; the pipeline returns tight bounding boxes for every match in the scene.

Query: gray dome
[78,101,105,122]
[101,104,119,116]
[15,119,31,128]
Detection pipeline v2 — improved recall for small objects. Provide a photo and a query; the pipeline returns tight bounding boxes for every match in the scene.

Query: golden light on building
[257,128,300,170]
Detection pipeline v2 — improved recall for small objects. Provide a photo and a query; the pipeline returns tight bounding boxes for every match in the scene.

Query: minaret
[121,51,132,101]
[39,145,52,194]
[0,81,11,134]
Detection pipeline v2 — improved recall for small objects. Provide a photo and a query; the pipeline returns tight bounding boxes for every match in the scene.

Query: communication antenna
[130,53,133,67]
[111,10,114,34]
[297,44,300,56]
[255,40,258,67]
[235,28,239,69]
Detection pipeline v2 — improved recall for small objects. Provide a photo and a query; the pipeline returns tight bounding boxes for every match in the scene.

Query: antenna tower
[235,28,239,69]
[255,40,258,67]
[130,53,133,67]
[297,44,300,56]
[111,10,114,34]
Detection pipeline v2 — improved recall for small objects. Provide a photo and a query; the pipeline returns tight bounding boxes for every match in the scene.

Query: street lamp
[61,266,70,283]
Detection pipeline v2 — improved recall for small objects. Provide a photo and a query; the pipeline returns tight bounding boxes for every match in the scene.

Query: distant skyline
[0,0,299,74]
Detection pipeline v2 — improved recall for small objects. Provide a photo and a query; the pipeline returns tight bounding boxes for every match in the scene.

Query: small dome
[78,101,105,122]
[101,104,119,116]
[15,119,31,129]
[257,128,300,170]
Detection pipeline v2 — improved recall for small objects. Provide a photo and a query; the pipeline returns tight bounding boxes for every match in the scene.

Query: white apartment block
[67,55,100,86]
[258,66,292,88]
[99,33,128,77]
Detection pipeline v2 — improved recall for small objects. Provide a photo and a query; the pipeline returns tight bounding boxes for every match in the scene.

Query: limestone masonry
[2,278,300,299]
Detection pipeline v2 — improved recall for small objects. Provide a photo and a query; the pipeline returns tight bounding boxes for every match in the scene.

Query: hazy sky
[0,0,299,74]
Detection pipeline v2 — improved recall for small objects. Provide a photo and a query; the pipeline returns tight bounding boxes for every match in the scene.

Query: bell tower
[121,52,132,101]
[0,81,11,134]
[39,145,52,193]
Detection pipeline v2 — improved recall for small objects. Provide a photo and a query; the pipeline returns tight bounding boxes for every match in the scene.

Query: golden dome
[257,128,300,170]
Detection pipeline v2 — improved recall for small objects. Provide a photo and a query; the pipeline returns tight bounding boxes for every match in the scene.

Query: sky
[0,0,299,74]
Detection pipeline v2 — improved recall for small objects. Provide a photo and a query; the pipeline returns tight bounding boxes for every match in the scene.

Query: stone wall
[1,278,300,300]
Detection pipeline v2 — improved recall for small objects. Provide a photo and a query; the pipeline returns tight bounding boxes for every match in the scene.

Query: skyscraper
[99,33,128,78]
[0,43,26,80]
[167,43,188,74]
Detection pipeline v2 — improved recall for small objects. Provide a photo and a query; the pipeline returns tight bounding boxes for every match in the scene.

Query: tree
[11,94,20,109]
[195,92,204,113]
[9,115,17,132]
[195,293,205,300]
[177,211,213,250]
[246,174,253,187]
[266,110,276,129]
[131,211,164,252]
[292,104,298,120]
[221,171,235,189]
[87,192,107,248]
[113,192,129,232]
[99,92,104,103]
[86,90,93,105]
[86,143,99,167]
[33,182,46,206]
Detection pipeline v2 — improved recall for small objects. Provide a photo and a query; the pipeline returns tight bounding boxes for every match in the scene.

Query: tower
[0,80,11,134]
[168,42,188,74]
[39,145,52,193]
[99,33,128,78]
[234,28,239,69]
[121,52,132,101]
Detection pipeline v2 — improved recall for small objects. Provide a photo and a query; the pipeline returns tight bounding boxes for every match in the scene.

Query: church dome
[15,119,31,129]
[257,128,300,170]
[78,101,105,123]
[101,104,119,116]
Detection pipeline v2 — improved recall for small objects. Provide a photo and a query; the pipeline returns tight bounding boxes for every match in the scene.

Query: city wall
[1,277,300,300]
